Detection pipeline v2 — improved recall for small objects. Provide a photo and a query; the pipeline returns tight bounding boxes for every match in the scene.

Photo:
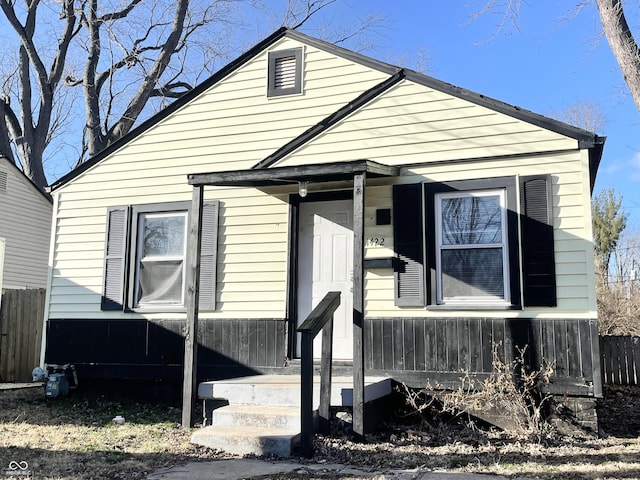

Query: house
[43,28,604,432]
[0,156,52,291]
[0,156,51,381]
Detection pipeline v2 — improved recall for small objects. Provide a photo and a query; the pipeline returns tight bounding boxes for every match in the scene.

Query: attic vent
[274,55,297,89]
[268,48,303,97]
[0,171,7,193]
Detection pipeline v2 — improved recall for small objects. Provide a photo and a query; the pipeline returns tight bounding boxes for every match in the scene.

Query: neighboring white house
[0,156,52,290]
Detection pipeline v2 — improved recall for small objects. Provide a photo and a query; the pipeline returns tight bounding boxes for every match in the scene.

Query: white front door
[297,199,353,360]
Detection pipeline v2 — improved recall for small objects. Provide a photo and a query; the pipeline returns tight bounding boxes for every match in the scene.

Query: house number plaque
[366,237,387,247]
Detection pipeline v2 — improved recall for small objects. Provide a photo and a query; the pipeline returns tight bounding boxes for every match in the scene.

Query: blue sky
[315,1,640,226]
[4,1,638,224]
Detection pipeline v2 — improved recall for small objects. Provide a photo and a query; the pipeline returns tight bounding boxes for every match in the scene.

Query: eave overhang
[188,160,399,188]
[589,136,606,194]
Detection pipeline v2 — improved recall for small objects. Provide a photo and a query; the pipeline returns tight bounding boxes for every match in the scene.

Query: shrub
[401,344,555,442]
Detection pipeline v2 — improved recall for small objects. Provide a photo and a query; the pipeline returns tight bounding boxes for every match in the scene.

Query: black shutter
[393,184,425,306]
[198,201,219,311]
[520,175,557,306]
[101,206,129,310]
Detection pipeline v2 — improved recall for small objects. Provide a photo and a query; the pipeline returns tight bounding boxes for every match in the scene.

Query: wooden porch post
[352,172,366,438]
[182,185,204,428]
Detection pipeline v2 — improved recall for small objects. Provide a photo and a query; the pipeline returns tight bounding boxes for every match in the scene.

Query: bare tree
[0,0,80,190]
[597,229,640,335]
[0,0,384,189]
[547,99,607,133]
[596,0,640,111]
[472,0,640,112]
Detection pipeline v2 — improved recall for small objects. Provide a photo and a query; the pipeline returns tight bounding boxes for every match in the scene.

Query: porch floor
[197,374,393,407]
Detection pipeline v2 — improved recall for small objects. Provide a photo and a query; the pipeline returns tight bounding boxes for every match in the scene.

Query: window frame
[393,175,555,310]
[101,200,219,313]
[128,201,191,312]
[424,177,522,310]
[267,48,303,97]
[434,188,511,306]
[133,209,189,308]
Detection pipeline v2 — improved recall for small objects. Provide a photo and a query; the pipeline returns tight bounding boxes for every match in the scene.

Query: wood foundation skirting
[46,316,601,398]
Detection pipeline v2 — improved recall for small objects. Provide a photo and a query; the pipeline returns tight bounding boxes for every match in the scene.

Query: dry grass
[0,384,225,479]
[1,382,640,479]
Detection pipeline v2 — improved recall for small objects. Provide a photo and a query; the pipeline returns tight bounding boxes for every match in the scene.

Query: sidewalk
[147,459,514,480]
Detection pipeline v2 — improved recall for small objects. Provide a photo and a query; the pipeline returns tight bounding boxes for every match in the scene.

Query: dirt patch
[1,383,639,479]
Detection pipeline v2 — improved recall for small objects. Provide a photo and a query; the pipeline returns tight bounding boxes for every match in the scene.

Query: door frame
[287,190,353,359]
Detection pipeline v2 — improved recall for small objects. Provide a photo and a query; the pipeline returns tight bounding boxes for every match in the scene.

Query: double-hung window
[101,201,219,312]
[393,175,556,309]
[435,190,509,305]
[134,210,188,307]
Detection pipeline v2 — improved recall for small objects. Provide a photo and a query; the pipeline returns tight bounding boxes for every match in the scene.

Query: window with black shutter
[101,200,219,311]
[393,175,554,309]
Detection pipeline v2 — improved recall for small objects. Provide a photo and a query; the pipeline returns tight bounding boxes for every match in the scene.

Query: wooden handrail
[297,291,341,458]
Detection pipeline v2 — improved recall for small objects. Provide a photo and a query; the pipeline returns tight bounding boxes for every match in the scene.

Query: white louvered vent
[0,171,7,193]
[274,55,297,90]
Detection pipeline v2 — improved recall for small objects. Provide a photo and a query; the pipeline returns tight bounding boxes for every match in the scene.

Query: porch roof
[187,160,399,188]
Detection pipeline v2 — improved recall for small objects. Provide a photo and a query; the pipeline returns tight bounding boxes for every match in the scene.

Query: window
[267,48,303,97]
[435,190,509,305]
[393,176,556,309]
[101,201,219,312]
[134,211,187,307]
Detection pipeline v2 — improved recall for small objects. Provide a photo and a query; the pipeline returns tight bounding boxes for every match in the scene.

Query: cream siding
[274,80,578,167]
[357,153,595,318]
[0,159,52,289]
[49,36,389,319]
[48,35,597,323]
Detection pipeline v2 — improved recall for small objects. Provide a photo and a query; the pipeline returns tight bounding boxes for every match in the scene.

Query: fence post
[299,331,314,457]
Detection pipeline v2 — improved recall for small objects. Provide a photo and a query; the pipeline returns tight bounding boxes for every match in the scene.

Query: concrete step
[191,424,300,457]
[212,404,301,431]
[197,374,392,408]
[194,374,394,457]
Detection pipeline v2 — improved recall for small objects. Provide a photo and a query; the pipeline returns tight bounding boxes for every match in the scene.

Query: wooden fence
[0,288,46,382]
[600,335,640,386]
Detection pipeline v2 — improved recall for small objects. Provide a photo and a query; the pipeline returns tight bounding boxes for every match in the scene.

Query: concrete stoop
[191,424,301,457]
[191,374,392,457]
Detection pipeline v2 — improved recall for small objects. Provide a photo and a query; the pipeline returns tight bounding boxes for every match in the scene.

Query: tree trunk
[596,0,640,111]
[0,99,15,163]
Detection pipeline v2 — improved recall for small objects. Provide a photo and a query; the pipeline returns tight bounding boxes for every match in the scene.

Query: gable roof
[0,155,53,204]
[48,27,605,193]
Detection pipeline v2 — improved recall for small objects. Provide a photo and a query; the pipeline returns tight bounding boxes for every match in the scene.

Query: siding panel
[0,160,52,289]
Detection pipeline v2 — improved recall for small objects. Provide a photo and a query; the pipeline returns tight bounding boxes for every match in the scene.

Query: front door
[297,199,353,360]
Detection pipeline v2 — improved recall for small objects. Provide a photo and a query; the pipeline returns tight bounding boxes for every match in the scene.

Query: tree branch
[100,0,144,23]
[50,0,79,87]
[290,0,338,29]
[0,0,50,99]
[83,0,107,154]
[107,0,189,145]
[596,0,640,111]
[150,81,192,98]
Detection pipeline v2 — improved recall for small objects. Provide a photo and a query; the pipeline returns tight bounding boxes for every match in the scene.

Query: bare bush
[401,344,555,442]
[597,281,640,336]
